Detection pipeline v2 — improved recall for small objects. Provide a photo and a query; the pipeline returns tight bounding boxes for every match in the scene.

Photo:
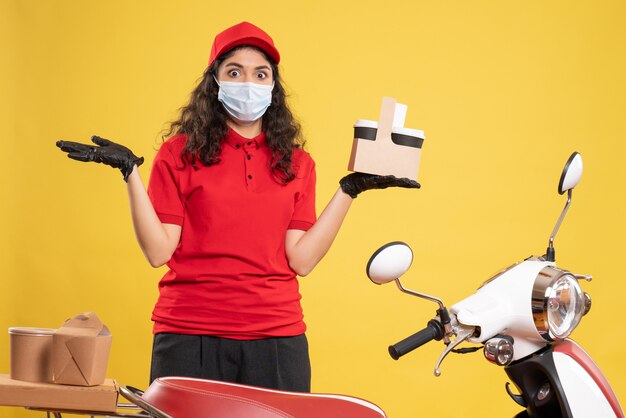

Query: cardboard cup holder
[9,327,56,383]
[348,97,425,181]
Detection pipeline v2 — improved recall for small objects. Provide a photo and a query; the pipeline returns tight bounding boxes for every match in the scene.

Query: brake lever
[433,325,475,377]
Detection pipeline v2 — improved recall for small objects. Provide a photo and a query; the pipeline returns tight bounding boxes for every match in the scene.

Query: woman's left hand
[339,172,420,198]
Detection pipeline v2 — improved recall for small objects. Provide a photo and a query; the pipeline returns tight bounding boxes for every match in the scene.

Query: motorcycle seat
[136,376,387,418]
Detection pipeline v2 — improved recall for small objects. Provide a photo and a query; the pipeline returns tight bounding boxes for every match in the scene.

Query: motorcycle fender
[553,340,624,418]
[505,341,624,418]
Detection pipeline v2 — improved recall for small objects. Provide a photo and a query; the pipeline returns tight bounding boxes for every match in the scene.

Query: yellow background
[1,1,625,417]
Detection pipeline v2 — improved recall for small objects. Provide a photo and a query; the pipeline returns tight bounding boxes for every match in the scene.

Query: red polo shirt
[147,128,317,339]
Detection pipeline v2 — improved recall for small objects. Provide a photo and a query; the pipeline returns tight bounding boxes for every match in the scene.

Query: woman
[56,21,419,392]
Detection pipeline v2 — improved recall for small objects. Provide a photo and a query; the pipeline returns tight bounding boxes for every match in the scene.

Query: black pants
[150,333,311,392]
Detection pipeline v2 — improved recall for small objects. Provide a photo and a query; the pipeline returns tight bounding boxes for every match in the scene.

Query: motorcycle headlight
[532,267,585,341]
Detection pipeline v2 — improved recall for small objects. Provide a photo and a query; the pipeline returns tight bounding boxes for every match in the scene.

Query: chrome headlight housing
[532,266,585,341]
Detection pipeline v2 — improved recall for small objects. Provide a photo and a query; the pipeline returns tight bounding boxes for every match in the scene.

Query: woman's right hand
[56,135,144,182]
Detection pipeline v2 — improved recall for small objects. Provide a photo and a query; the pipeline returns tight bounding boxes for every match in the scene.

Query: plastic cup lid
[354,119,378,128]
[8,327,56,336]
[392,126,425,139]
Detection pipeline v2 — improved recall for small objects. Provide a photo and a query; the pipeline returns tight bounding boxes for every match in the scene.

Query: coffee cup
[391,126,425,149]
[354,119,378,141]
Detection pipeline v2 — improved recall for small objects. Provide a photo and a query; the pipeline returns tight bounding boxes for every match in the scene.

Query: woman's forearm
[126,167,181,267]
[285,188,353,276]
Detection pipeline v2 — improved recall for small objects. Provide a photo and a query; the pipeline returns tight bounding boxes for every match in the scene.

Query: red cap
[208,21,280,66]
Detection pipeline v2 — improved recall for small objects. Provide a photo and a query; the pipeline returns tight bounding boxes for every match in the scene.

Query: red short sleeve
[288,156,316,231]
[147,140,185,226]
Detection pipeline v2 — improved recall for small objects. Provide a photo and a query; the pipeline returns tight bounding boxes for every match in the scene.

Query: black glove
[56,135,144,182]
[339,172,421,198]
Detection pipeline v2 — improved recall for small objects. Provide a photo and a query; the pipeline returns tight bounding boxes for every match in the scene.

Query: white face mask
[215,78,274,122]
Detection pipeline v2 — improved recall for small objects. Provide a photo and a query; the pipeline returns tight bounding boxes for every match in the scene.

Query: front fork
[505,344,572,417]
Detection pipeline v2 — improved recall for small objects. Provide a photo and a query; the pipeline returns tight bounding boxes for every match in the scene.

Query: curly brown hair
[163,46,305,183]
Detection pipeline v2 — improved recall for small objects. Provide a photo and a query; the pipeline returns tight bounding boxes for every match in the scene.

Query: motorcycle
[365,151,624,417]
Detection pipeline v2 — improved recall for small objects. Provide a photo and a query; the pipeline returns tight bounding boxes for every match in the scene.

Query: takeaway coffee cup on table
[9,327,56,383]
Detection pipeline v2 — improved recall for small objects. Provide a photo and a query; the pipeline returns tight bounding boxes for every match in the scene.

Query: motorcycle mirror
[366,242,413,285]
[558,152,583,195]
[546,151,583,262]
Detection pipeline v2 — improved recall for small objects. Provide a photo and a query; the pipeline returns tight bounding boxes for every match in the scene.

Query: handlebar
[388,319,444,360]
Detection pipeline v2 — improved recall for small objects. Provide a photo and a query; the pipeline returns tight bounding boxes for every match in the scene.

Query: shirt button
[247,141,252,145]
[235,144,240,149]
[247,155,251,160]
[248,175,252,179]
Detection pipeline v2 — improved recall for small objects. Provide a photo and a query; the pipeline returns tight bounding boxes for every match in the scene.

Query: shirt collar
[224,127,266,149]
